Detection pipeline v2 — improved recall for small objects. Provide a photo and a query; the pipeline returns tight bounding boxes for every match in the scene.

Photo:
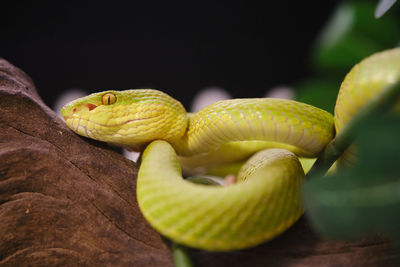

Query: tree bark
[0,59,396,266]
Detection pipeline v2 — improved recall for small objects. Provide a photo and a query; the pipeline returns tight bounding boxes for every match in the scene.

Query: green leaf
[303,116,400,239]
[375,0,397,18]
[313,1,400,70]
[295,79,339,113]
[173,243,194,267]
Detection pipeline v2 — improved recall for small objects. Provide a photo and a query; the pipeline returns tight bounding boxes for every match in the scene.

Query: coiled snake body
[61,47,400,251]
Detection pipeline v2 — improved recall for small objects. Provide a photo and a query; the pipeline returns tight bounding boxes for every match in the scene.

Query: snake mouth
[62,115,156,129]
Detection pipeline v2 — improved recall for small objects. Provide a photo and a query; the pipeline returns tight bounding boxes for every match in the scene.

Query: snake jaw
[61,94,111,140]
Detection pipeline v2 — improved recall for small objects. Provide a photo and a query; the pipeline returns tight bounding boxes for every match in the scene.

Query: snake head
[61,89,188,151]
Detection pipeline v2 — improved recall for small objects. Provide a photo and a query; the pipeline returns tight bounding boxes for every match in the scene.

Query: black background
[1,1,338,108]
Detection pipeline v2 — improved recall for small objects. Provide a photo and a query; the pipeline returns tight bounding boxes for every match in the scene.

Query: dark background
[1,1,338,108]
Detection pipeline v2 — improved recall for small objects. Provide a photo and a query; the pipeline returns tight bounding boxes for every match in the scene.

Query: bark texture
[0,58,396,266]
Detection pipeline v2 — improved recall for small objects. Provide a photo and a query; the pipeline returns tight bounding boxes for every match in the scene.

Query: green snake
[61,47,400,251]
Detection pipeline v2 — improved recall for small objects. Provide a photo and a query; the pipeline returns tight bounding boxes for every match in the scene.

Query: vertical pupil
[108,96,111,105]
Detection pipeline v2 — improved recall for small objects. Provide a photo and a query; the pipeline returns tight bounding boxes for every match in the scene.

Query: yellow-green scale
[137,141,304,251]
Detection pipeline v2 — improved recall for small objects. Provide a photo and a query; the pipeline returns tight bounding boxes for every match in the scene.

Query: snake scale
[61,47,400,251]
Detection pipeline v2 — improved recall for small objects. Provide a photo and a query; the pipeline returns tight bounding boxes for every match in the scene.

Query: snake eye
[102,93,117,105]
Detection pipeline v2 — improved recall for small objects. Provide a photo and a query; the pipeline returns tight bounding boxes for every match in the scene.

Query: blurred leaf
[296,1,400,114]
[313,1,400,70]
[173,243,193,267]
[295,79,339,113]
[375,0,397,18]
[303,115,400,239]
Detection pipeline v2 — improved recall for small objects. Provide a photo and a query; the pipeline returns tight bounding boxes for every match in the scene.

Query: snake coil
[62,47,400,251]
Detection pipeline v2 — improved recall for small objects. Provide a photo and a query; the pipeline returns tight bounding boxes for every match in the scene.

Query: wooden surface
[0,58,396,266]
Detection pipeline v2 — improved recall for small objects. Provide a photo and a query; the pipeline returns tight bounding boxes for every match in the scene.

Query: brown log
[0,59,173,266]
[0,58,396,266]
